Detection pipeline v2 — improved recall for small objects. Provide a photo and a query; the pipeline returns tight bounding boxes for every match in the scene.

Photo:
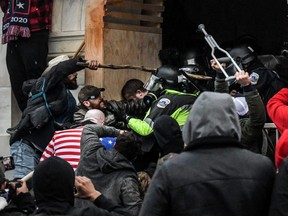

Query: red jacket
[267,88,288,134]
[275,129,288,168]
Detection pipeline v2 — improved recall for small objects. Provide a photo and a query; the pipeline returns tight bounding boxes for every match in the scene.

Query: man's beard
[64,78,78,90]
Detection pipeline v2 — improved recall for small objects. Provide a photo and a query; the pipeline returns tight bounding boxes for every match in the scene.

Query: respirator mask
[143,89,163,107]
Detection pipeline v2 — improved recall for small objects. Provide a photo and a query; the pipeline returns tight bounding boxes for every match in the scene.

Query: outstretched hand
[74,176,101,202]
[210,59,226,73]
[86,60,99,70]
[9,180,29,195]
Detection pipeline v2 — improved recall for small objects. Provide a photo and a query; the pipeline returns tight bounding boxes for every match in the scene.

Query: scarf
[2,0,31,44]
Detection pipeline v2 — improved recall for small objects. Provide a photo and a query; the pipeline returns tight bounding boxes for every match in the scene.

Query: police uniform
[128,89,198,152]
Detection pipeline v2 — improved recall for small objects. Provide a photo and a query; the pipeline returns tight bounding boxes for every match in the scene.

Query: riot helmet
[144,65,182,92]
[180,48,213,91]
[143,65,182,106]
[229,45,256,65]
[182,45,210,70]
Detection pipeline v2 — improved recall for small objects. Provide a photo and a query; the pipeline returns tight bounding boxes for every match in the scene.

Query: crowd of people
[0,45,287,215]
[2,1,288,215]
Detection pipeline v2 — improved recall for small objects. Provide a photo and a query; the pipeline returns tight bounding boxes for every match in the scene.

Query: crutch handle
[198,24,241,82]
[198,24,206,35]
[225,76,236,82]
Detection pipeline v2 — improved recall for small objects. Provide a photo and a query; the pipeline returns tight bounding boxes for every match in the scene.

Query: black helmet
[144,65,181,91]
[229,45,256,65]
[182,44,210,67]
[155,65,180,86]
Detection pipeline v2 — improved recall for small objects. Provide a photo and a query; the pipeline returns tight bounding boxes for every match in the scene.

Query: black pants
[6,30,49,111]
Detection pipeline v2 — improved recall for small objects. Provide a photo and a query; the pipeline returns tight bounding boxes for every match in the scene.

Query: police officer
[124,65,199,170]
[229,45,286,106]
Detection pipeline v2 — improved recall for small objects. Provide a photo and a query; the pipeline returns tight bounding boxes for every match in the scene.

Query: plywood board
[85,0,105,88]
[102,28,161,100]
[85,0,162,100]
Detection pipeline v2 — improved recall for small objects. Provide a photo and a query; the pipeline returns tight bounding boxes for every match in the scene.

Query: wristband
[242,84,254,92]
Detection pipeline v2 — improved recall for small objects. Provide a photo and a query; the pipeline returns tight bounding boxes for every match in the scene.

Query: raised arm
[80,124,121,157]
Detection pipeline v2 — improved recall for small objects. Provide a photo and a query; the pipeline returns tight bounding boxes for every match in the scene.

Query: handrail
[264,123,279,142]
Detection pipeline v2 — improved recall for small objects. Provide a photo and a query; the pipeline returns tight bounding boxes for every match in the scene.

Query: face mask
[143,89,163,107]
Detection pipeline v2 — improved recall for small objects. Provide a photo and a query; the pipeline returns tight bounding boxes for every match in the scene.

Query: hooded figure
[139,92,275,216]
[153,115,184,165]
[182,92,241,143]
[75,125,142,216]
[33,156,128,216]
[33,156,75,214]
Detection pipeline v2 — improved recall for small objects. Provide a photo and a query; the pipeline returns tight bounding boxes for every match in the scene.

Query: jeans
[10,140,40,179]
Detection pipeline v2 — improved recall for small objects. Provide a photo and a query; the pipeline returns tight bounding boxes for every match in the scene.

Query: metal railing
[264,123,279,142]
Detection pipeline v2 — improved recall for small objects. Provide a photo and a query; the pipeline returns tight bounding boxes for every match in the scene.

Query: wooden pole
[72,41,85,59]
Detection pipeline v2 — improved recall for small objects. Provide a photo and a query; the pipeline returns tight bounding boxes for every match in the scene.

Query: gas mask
[143,89,163,107]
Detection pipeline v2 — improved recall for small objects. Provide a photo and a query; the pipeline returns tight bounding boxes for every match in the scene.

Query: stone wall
[0,0,87,178]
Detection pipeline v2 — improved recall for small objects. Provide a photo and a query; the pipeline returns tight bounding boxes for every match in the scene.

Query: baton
[76,62,156,73]
[198,24,241,82]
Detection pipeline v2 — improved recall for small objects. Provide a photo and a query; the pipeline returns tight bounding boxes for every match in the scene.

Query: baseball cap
[78,85,105,103]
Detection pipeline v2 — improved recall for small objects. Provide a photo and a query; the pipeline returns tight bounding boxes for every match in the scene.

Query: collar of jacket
[77,102,88,110]
[184,136,243,152]
[162,89,198,96]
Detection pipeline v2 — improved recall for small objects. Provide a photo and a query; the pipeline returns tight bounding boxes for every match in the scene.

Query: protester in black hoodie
[137,115,184,197]
[33,156,129,216]
[153,115,184,166]
[76,125,142,216]
[139,92,275,216]
[0,156,129,216]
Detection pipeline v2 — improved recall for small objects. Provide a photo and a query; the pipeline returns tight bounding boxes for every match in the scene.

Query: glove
[114,110,131,123]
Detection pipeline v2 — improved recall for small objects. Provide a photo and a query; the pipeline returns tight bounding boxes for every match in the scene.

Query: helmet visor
[144,74,163,91]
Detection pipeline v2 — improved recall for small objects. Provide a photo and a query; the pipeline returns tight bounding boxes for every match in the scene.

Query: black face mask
[143,89,163,107]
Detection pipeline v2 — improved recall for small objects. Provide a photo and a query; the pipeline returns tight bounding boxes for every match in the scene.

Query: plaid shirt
[0,0,53,32]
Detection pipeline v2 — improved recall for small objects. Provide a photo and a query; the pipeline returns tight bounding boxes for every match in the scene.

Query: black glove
[114,110,131,123]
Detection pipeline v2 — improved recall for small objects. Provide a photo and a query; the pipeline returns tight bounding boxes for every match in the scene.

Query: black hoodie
[153,115,184,158]
[33,156,129,216]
